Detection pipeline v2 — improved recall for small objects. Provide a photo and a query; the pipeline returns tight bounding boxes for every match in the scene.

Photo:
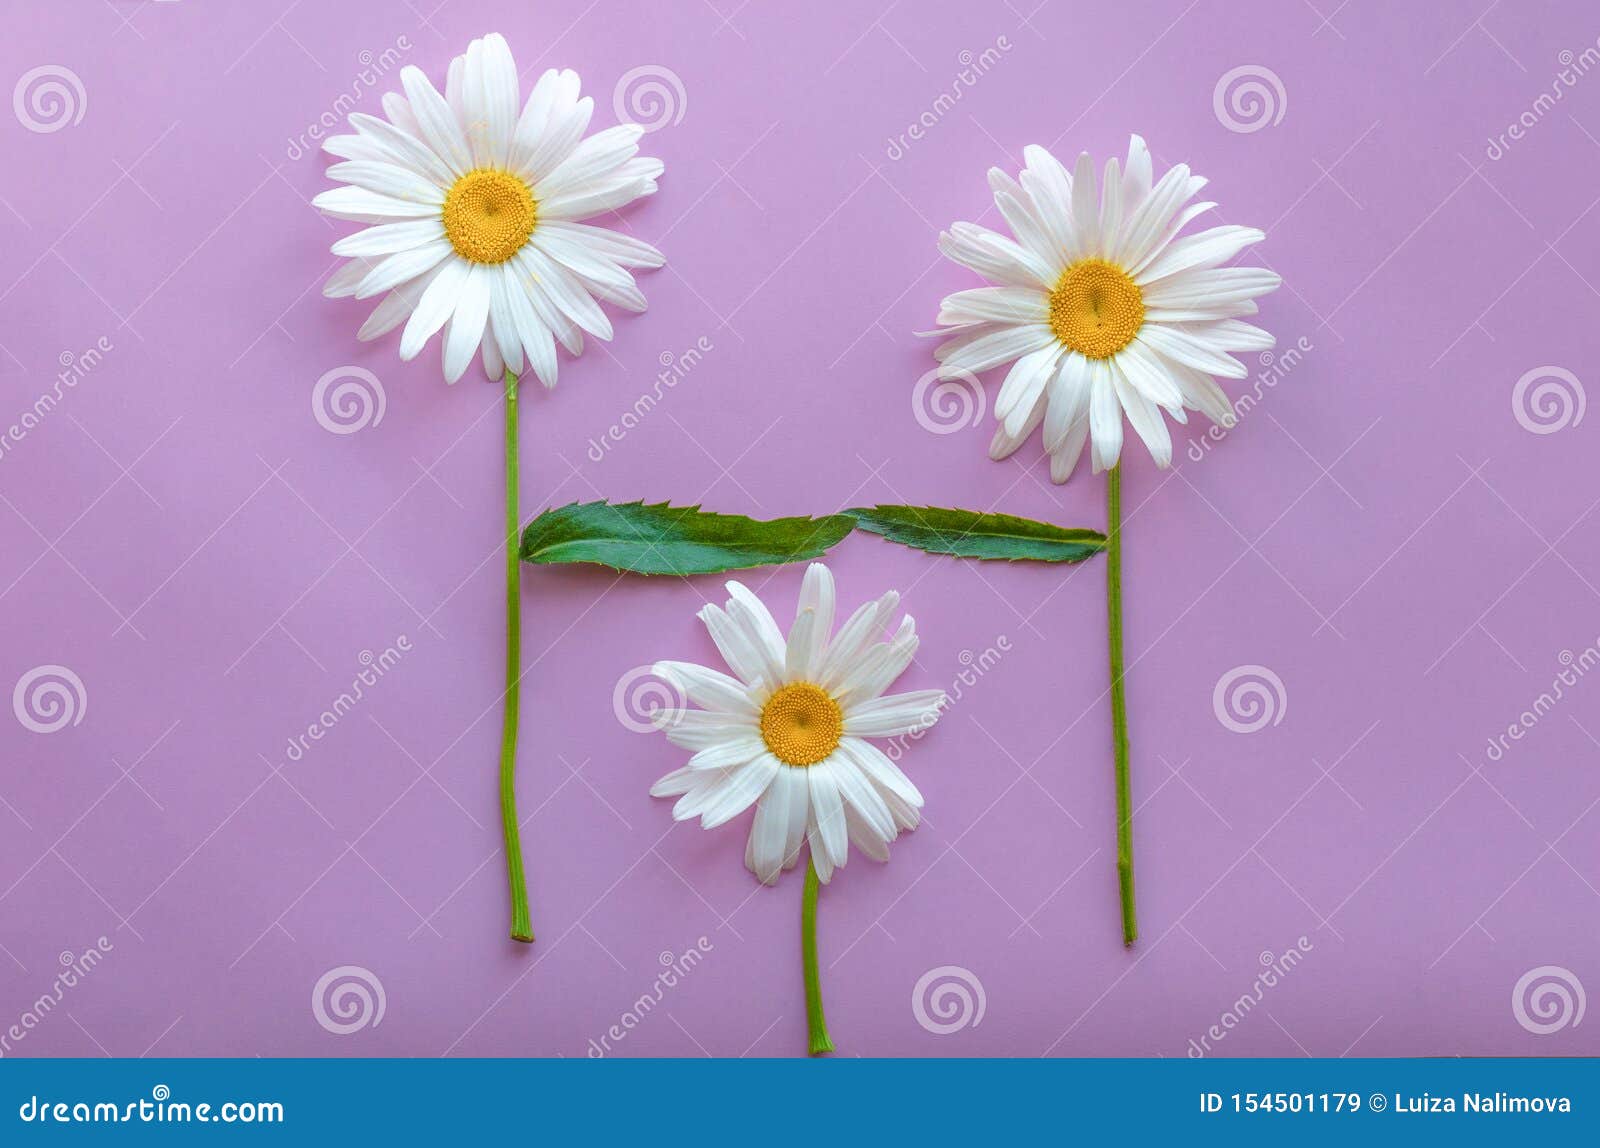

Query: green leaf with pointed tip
[520,501,856,575]
[843,505,1105,563]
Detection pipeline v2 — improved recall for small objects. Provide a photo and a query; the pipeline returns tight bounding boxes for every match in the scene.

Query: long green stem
[501,368,533,943]
[801,858,833,1055]
[1107,463,1136,946]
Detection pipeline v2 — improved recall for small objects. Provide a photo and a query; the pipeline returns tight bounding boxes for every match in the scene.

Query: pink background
[3,0,1599,1057]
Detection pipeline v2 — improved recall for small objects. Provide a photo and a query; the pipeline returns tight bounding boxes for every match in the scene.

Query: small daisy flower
[648,563,945,885]
[314,32,664,385]
[929,135,1280,481]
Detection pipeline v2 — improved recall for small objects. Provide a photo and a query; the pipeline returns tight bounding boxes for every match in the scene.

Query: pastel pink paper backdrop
[2,0,1598,1057]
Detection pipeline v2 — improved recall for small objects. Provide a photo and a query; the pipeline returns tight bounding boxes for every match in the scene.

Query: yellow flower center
[442,169,536,264]
[759,683,843,767]
[1048,258,1145,359]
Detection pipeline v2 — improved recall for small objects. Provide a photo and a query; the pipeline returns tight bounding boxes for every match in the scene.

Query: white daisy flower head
[648,563,946,885]
[929,136,1281,482]
[314,33,665,385]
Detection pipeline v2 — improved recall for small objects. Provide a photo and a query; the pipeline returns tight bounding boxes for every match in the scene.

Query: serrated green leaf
[520,501,856,575]
[843,505,1105,563]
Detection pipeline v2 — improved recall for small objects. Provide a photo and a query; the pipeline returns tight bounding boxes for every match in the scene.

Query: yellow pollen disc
[1048,258,1145,359]
[759,683,843,767]
[441,169,536,264]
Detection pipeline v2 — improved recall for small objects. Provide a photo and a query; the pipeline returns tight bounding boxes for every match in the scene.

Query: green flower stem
[1106,463,1136,946]
[801,858,834,1056]
[501,368,533,943]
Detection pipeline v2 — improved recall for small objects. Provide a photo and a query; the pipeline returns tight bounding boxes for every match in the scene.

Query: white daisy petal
[996,343,1060,435]
[843,690,947,738]
[485,269,525,375]
[520,72,592,182]
[663,711,759,752]
[836,737,924,811]
[939,222,1054,288]
[784,608,818,684]
[311,186,439,222]
[748,766,800,883]
[725,581,788,686]
[538,220,664,268]
[534,124,645,202]
[399,64,472,176]
[989,389,1047,461]
[1136,323,1248,379]
[353,240,453,299]
[816,591,899,690]
[442,264,491,383]
[1019,144,1079,262]
[687,735,766,772]
[795,563,835,676]
[937,286,1049,327]
[830,754,897,844]
[332,219,447,259]
[654,660,759,714]
[357,271,433,341]
[697,602,766,685]
[326,160,445,205]
[398,258,469,360]
[1112,162,1191,270]
[649,766,702,798]
[1137,225,1266,285]
[1114,336,1186,410]
[1070,152,1099,255]
[807,762,849,873]
[1042,351,1092,453]
[936,323,1055,378]
[1111,360,1172,468]
[1122,133,1153,210]
[515,247,614,340]
[346,112,457,187]
[1088,359,1124,473]
[323,258,376,298]
[480,320,505,381]
[1142,266,1282,310]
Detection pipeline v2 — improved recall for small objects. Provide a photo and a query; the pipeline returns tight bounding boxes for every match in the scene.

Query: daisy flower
[312,34,668,946]
[929,135,1279,481]
[645,562,944,1054]
[648,563,945,886]
[314,32,664,385]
